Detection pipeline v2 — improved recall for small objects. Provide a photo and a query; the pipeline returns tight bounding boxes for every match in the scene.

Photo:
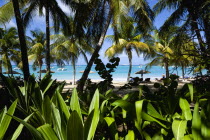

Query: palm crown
[105,17,150,82]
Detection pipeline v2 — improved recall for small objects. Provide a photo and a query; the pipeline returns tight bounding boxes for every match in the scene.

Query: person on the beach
[162,74,165,79]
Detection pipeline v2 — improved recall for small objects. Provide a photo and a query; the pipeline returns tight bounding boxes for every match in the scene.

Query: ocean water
[4,65,207,82]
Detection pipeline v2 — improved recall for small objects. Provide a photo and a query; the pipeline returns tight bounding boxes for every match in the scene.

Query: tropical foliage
[153,0,210,70]
[50,18,93,84]
[0,74,210,139]
[28,30,46,79]
[0,27,20,75]
[105,17,150,82]
[146,29,175,78]
[22,0,70,72]
[0,0,210,139]
[77,0,154,92]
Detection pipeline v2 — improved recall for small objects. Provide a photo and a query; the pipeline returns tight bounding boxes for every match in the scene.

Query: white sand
[58,79,191,93]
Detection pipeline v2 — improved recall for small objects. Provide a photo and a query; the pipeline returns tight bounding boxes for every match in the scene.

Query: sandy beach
[59,79,191,94]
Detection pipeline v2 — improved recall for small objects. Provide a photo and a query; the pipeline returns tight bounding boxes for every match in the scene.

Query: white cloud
[5,19,16,28]
[57,0,72,16]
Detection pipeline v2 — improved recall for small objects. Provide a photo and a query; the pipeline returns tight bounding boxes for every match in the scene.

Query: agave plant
[0,100,17,140]
[8,88,100,140]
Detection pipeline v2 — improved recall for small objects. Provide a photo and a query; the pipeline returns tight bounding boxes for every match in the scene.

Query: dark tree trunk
[181,64,185,79]
[39,64,42,80]
[165,59,169,78]
[186,6,206,54]
[127,51,132,82]
[46,6,51,72]
[8,61,13,77]
[191,18,205,53]
[176,66,179,75]
[203,18,210,50]
[12,0,30,80]
[77,9,112,93]
[73,64,76,85]
[202,17,210,68]
[0,59,2,74]
[72,56,76,85]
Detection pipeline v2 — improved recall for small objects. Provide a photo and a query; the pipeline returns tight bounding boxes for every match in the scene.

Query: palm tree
[0,27,20,76]
[0,28,4,74]
[153,0,210,66]
[170,32,197,78]
[28,30,46,79]
[105,18,150,82]
[51,30,93,84]
[23,0,70,72]
[11,0,30,80]
[0,2,14,26]
[77,0,154,93]
[146,30,174,78]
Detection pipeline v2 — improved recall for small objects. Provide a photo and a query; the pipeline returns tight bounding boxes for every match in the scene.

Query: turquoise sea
[4,65,207,82]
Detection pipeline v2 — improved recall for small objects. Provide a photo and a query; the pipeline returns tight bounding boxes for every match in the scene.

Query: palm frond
[22,2,39,28]
[146,56,163,69]
[0,2,14,25]
[153,0,179,15]
[159,6,187,35]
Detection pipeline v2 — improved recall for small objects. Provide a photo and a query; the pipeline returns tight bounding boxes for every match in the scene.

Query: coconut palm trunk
[127,50,132,82]
[45,6,51,72]
[12,0,30,80]
[73,64,76,85]
[72,56,76,85]
[77,9,112,93]
[6,55,13,77]
[165,59,169,78]
[181,63,185,79]
[0,59,2,74]
[202,17,210,69]
[8,62,13,77]
[39,63,42,80]
[203,18,210,50]
[186,7,206,54]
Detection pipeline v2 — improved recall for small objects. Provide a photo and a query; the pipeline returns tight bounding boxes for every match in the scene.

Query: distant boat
[57,68,62,71]
[57,68,67,71]
[13,67,20,70]
[62,68,67,71]
[90,71,95,73]
[80,70,95,73]
[139,65,143,68]
[50,67,54,69]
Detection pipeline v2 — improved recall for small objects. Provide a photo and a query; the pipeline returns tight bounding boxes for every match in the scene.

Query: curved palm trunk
[45,6,51,72]
[203,17,210,69]
[12,0,30,80]
[186,7,205,54]
[127,51,132,82]
[77,9,112,93]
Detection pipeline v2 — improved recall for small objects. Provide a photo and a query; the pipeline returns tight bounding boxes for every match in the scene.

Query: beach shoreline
[59,79,191,93]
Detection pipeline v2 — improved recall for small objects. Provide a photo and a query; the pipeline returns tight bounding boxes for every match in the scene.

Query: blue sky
[0,0,173,65]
